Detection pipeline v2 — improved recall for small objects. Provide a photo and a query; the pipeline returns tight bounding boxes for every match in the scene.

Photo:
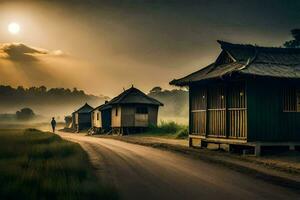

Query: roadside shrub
[175,127,189,139]
[146,121,188,139]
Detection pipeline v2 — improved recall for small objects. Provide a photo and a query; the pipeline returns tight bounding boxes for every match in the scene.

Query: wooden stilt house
[108,86,163,134]
[91,101,112,133]
[72,103,94,132]
[170,41,300,155]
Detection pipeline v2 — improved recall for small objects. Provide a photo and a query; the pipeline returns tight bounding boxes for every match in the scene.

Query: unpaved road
[60,132,299,200]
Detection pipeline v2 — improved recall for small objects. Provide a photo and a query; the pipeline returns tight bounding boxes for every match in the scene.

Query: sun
[8,22,20,34]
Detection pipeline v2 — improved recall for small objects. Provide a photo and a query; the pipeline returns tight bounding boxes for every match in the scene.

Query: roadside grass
[143,121,188,139]
[0,128,118,200]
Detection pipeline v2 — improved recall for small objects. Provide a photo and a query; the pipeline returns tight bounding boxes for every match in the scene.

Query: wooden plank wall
[121,106,135,127]
[247,80,300,142]
[120,105,159,127]
[148,106,159,126]
[101,108,112,131]
[283,87,297,112]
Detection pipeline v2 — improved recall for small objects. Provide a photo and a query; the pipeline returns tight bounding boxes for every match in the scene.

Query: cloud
[0,42,77,90]
[0,43,65,62]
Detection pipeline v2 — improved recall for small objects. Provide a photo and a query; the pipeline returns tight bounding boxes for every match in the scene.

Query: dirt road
[60,132,299,200]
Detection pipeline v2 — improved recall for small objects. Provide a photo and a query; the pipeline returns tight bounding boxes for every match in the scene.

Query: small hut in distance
[109,86,163,134]
[72,103,94,132]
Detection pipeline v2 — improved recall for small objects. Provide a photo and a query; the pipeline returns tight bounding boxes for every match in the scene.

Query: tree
[16,108,35,121]
[283,29,300,48]
[149,86,162,94]
[38,86,47,93]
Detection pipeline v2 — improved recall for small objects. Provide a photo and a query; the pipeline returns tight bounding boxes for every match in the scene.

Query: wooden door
[190,86,206,135]
[207,85,226,137]
[227,83,247,139]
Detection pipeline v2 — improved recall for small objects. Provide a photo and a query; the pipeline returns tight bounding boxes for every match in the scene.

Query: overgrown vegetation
[146,121,188,139]
[0,129,118,200]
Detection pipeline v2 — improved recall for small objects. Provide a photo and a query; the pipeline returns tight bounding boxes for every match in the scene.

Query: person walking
[51,117,56,133]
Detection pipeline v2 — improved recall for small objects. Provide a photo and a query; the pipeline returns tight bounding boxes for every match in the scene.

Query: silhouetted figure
[51,117,56,133]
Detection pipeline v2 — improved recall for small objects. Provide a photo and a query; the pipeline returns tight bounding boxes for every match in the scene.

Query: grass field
[143,121,188,139]
[0,129,118,200]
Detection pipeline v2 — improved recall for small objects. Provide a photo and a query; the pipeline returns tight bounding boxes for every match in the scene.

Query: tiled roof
[170,41,300,86]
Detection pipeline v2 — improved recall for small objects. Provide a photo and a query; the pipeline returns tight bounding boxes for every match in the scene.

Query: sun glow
[8,22,20,34]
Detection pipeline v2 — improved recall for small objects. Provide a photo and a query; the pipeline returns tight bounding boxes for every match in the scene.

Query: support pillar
[289,145,295,151]
[255,145,261,156]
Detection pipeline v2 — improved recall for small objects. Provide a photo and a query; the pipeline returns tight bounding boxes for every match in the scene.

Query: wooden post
[225,84,229,138]
[205,87,209,137]
[189,85,192,136]
[255,145,261,156]
[188,137,192,147]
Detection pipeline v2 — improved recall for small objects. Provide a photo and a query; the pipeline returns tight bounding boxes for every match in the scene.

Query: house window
[115,107,118,116]
[136,106,148,114]
[283,87,300,112]
[97,113,100,120]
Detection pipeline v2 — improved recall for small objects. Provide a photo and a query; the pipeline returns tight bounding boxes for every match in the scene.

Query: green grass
[0,128,118,200]
[144,121,189,139]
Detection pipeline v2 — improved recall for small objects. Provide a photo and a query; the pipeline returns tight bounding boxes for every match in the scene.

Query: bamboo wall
[190,81,247,139]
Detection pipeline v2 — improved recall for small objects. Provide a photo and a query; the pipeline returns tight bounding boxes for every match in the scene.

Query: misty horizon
[0,84,189,124]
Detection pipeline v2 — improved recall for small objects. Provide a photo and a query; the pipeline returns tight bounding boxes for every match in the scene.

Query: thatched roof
[107,86,163,106]
[73,103,94,114]
[170,41,300,86]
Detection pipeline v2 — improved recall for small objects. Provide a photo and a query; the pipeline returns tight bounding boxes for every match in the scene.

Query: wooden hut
[91,102,112,133]
[108,86,163,134]
[170,41,300,155]
[72,103,94,132]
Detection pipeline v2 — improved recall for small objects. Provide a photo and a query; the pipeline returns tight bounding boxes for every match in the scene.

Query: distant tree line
[0,85,105,106]
[148,86,188,117]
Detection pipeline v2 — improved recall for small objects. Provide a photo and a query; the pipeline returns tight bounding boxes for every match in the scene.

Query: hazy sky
[0,0,299,97]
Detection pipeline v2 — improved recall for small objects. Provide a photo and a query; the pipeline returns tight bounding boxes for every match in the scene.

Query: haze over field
[0,85,188,124]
